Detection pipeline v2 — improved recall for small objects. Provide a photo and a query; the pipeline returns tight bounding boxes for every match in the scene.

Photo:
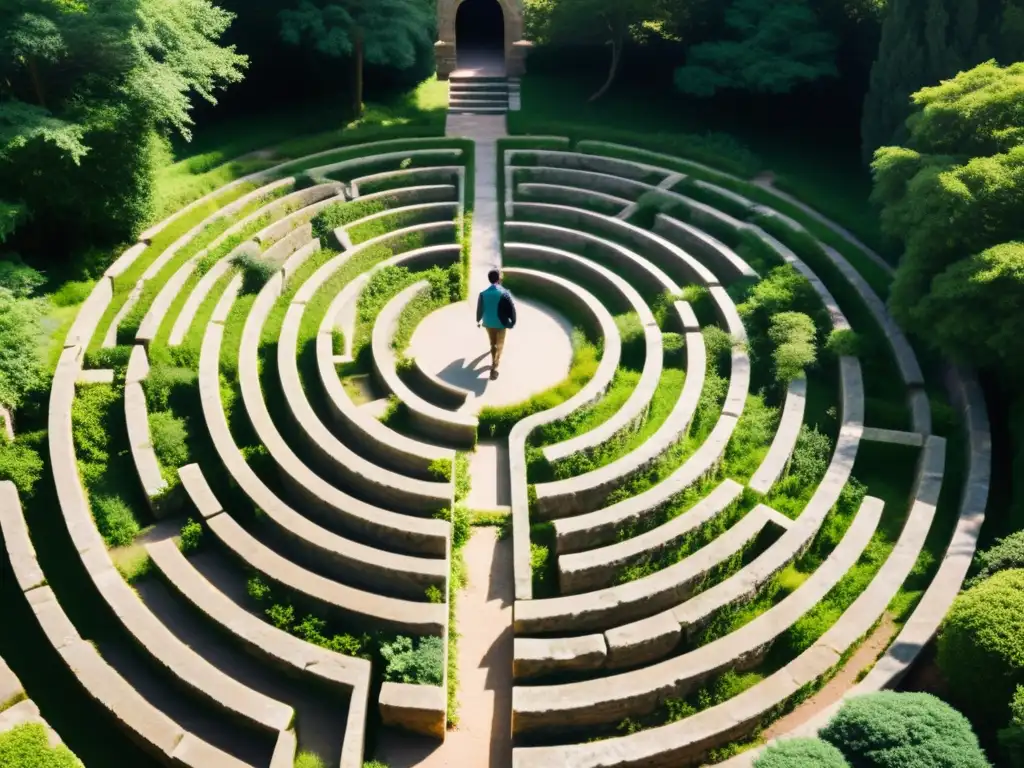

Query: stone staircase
[448,75,510,115]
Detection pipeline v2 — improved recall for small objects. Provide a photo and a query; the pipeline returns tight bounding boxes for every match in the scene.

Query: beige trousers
[486,327,507,370]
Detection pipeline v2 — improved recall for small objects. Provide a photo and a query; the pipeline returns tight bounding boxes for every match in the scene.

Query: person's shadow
[436,351,492,396]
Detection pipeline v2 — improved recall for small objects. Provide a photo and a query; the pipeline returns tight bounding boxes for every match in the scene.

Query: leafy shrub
[150,411,189,471]
[826,328,861,357]
[754,738,850,768]
[294,751,325,768]
[0,722,83,767]
[247,575,272,601]
[966,531,1024,588]
[91,494,140,547]
[425,585,444,603]
[454,452,471,504]
[0,289,45,408]
[232,247,280,294]
[266,603,295,630]
[0,260,45,298]
[616,313,646,370]
[178,518,203,554]
[144,364,196,411]
[702,325,734,375]
[663,332,685,367]
[938,568,1024,721]
[740,266,825,336]
[380,636,444,686]
[451,504,471,551]
[1000,685,1024,767]
[768,311,817,383]
[50,280,93,307]
[820,692,990,768]
[0,432,44,497]
[310,199,387,244]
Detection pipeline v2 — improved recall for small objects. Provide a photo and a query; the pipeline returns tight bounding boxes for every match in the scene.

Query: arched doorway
[456,0,505,73]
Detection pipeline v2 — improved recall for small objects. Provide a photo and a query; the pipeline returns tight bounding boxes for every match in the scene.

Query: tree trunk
[27,57,46,108]
[588,34,622,102]
[352,30,365,118]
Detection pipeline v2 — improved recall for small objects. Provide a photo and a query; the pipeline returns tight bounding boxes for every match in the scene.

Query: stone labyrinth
[0,128,990,768]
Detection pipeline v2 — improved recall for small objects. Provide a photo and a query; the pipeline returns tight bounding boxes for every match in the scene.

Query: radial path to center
[373,109,521,768]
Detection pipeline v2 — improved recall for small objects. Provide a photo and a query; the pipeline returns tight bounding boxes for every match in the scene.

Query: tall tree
[873,60,1024,373]
[860,0,1024,164]
[0,0,246,263]
[524,0,669,101]
[674,0,838,97]
[279,0,433,118]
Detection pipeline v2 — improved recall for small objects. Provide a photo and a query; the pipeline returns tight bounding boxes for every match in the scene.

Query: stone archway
[436,0,531,78]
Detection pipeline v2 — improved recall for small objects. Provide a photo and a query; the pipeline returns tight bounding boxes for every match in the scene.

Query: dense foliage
[819,692,990,768]
[279,0,434,115]
[379,635,444,686]
[754,738,850,768]
[937,568,1024,723]
[861,0,1024,162]
[675,0,837,97]
[874,61,1024,375]
[1,0,247,268]
[1001,685,1024,768]
[966,531,1024,588]
[0,723,83,768]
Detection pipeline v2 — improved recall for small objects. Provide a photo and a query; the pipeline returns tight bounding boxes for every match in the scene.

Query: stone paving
[407,297,574,412]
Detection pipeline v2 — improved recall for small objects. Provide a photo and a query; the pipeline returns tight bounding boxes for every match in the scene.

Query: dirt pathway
[374,527,513,768]
[761,614,898,740]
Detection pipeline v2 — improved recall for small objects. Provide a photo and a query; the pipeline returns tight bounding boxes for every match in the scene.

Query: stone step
[448,89,509,100]
[449,75,508,85]
[450,81,509,91]
[450,98,509,109]
[448,105,508,115]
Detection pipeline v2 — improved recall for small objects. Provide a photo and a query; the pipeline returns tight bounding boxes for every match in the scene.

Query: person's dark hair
[488,269,501,285]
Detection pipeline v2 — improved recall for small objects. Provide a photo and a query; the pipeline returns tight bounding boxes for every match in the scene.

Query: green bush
[0,722,83,767]
[0,260,45,298]
[1000,685,1024,768]
[768,311,817,383]
[144,364,196,411]
[150,410,189,471]
[50,280,94,307]
[826,328,861,357]
[0,432,44,498]
[702,325,734,375]
[966,531,1024,588]
[938,568,1024,721]
[294,752,325,768]
[380,635,444,686]
[820,692,990,768]
[754,738,850,768]
[0,289,45,408]
[90,494,140,547]
[178,518,203,554]
[232,248,280,294]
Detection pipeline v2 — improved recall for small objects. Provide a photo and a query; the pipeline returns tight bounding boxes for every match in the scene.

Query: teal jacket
[476,285,516,329]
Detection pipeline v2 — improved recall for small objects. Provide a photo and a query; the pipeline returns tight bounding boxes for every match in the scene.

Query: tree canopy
[524,0,669,101]
[0,0,246,265]
[873,60,1024,375]
[674,0,838,97]
[279,0,434,114]
[860,0,1024,163]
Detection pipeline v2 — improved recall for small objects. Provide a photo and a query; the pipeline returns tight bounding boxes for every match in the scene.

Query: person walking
[476,269,516,380]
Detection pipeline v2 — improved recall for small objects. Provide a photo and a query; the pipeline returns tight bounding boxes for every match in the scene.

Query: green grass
[0,723,83,767]
[479,329,600,439]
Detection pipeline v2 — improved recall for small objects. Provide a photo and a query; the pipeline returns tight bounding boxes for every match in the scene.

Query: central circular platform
[408,297,575,411]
